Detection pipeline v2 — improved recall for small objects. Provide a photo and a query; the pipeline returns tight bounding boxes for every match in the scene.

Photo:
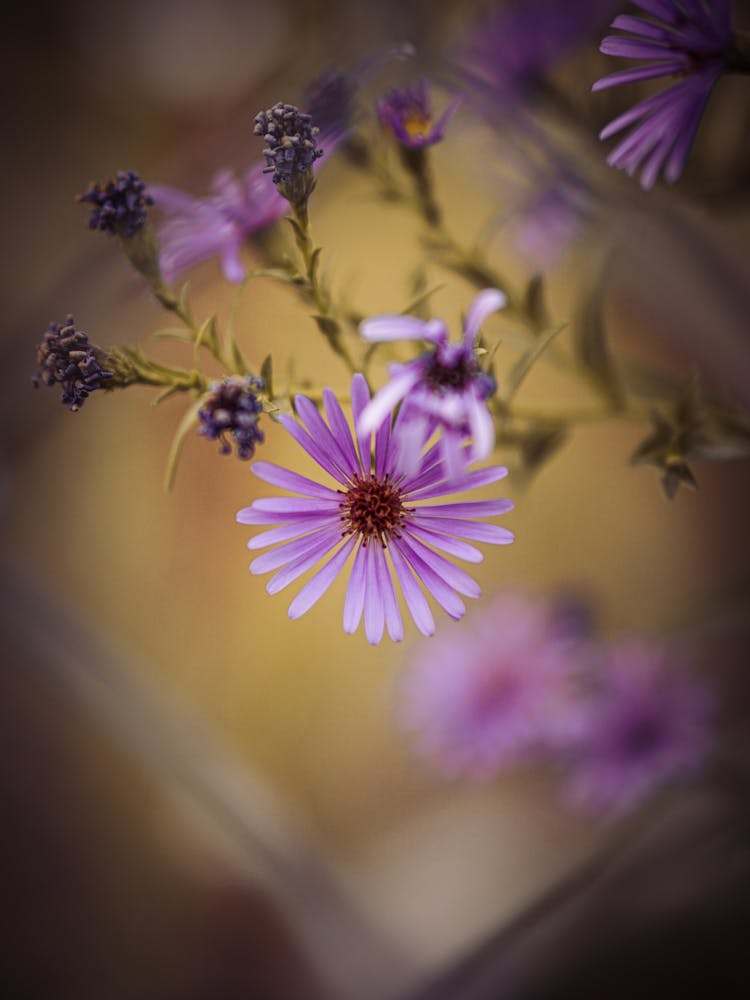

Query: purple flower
[32,314,113,411]
[77,169,153,238]
[562,639,715,817]
[377,80,459,149]
[150,165,287,285]
[358,289,505,481]
[236,374,514,645]
[398,592,589,778]
[199,375,265,461]
[592,0,734,189]
[508,181,588,269]
[464,0,620,96]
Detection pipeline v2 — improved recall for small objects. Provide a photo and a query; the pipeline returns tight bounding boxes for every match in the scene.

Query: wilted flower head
[236,374,514,645]
[198,375,265,461]
[253,102,323,204]
[150,165,287,285]
[358,289,505,481]
[377,80,459,149]
[398,592,591,779]
[562,639,715,817]
[593,0,735,188]
[77,170,153,238]
[32,314,113,411]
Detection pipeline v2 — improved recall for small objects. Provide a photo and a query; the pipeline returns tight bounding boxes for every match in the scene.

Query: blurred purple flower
[398,592,590,779]
[593,0,734,188]
[236,374,514,645]
[358,290,505,481]
[464,0,620,95]
[562,639,715,817]
[150,164,287,285]
[508,181,589,269]
[377,80,460,149]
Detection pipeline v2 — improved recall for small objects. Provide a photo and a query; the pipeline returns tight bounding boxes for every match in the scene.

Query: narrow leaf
[503,323,567,403]
[260,354,274,400]
[163,397,205,492]
[571,268,624,409]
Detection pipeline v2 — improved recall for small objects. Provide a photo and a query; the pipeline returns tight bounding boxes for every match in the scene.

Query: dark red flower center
[339,474,408,547]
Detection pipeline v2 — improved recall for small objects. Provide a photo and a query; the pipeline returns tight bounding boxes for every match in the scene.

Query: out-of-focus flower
[32,315,113,411]
[198,375,265,460]
[77,170,154,238]
[236,374,514,644]
[593,0,735,188]
[150,165,287,285]
[562,639,715,817]
[398,592,591,778]
[253,102,323,205]
[464,0,619,96]
[508,180,589,269]
[304,69,359,148]
[358,289,505,480]
[377,80,459,149]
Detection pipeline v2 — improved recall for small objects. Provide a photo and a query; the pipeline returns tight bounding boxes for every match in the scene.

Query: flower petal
[360,315,447,344]
[363,544,386,644]
[389,542,435,637]
[358,366,421,436]
[287,536,357,619]
[463,288,506,346]
[251,461,342,500]
[343,542,367,634]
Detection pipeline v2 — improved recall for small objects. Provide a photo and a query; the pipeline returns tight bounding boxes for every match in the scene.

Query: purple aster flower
[358,289,505,481]
[398,592,590,779]
[377,79,460,148]
[32,314,113,411]
[198,375,265,461]
[562,639,715,817]
[236,374,514,645]
[150,165,287,285]
[592,0,735,189]
[77,170,154,238]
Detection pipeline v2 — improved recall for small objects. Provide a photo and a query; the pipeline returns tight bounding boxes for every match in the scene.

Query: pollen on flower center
[339,474,408,547]
[424,352,478,392]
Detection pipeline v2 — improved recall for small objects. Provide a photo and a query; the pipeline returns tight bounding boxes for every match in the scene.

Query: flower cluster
[198,375,265,461]
[253,102,324,188]
[32,315,113,411]
[398,591,715,818]
[77,169,154,238]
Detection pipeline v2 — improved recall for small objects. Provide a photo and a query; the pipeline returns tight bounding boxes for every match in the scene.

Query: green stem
[289,202,359,374]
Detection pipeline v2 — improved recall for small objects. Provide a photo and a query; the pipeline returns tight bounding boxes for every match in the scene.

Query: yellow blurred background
[3,2,750,998]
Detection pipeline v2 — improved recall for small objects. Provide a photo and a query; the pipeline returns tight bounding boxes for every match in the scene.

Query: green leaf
[260,354,274,400]
[400,283,446,318]
[502,323,567,404]
[163,396,205,492]
[178,281,193,324]
[571,267,624,409]
[152,328,195,344]
[309,246,323,287]
[312,314,341,339]
[523,274,549,331]
[520,423,569,475]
